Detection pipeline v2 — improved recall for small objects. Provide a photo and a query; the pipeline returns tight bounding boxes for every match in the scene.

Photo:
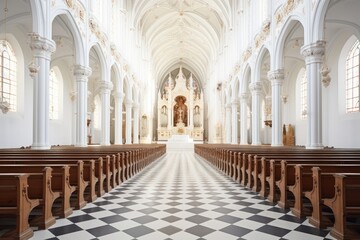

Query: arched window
[298,68,307,119]
[345,40,360,113]
[49,68,59,119]
[0,40,17,112]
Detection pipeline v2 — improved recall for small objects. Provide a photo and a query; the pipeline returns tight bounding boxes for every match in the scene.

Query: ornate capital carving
[28,32,56,60]
[268,69,284,86]
[125,99,133,107]
[73,65,92,77]
[132,102,140,109]
[98,80,113,93]
[301,40,326,64]
[240,92,250,102]
[231,100,239,107]
[114,91,124,100]
[73,65,92,83]
[249,82,263,93]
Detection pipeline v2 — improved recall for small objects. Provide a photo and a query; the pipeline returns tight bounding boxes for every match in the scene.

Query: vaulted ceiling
[132,0,231,87]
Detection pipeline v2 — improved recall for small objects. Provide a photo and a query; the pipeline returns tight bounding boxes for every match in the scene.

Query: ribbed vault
[132,0,231,87]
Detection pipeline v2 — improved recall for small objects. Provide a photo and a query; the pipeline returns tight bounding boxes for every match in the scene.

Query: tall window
[0,40,17,112]
[299,68,307,119]
[346,40,360,113]
[49,68,59,119]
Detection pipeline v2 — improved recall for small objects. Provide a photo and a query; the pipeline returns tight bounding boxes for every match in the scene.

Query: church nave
[31,152,333,240]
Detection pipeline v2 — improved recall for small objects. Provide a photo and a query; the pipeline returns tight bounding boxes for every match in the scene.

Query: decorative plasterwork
[233,63,241,76]
[60,0,85,22]
[249,82,263,93]
[275,0,303,25]
[110,44,122,64]
[321,63,331,87]
[243,46,252,62]
[255,19,271,49]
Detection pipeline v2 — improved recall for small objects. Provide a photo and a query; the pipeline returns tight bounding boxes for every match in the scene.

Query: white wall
[0,31,33,148]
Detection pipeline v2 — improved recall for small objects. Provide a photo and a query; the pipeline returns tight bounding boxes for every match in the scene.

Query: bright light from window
[346,40,360,113]
[0,40,17,112]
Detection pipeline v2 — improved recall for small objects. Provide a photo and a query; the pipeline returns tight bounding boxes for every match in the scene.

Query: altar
[157,66,204,141]
[166,134,194,152]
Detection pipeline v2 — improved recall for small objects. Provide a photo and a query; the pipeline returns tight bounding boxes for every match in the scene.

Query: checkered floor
[31,152,335,240]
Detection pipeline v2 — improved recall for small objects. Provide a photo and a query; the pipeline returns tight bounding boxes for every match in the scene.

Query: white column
[73,65,92,147]
[250,82,262,145]
[125,100,133,144]
[28,33,56,150]
[167,75,172,129]
[133,103,140,144]
[231,101,238,144]
[301,40,325,149]
[114,91,124,144]
[268,69,284,146]
[240,93,249,145]
[99,81,113,145]
[189,74,194,128]
[225,103,232,143]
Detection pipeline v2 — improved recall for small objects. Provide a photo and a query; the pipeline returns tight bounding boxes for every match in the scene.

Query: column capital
[132,102,140,109]
[231,100,239,107]
[225,103,232,109]
[114,91,124,100]
[125,99,133,107]
[98,80,113,94]
[249,82,263,93]
[268,69,284,86]
[301,40,326,64]
[73,65,92,77]
[28,32,56,60]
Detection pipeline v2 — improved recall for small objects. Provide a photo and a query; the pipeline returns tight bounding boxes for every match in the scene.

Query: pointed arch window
[49,68,59,119]
[345,40,360,113]
[0,40,17,112]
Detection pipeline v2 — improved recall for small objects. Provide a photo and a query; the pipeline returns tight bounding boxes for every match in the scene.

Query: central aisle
[32,153,332,240]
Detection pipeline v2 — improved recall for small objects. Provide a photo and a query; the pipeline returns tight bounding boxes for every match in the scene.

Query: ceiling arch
[131,0,231,88]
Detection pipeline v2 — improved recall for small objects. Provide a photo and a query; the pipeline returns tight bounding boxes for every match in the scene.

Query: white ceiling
[132,0,231,87]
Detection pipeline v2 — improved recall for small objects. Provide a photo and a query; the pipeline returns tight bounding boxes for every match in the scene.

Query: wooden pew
[0,168,59,230]
[323,173,360,240]
[0,173,40,240]
[0,164,75,218]
[0,156,104,200]
[272,158,360,205]
[288,165,360,223]
[0,160,91,209]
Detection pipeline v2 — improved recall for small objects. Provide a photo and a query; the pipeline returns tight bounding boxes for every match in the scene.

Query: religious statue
[193,105,201,127]
[160,105,168,128]
[174,95,188,127]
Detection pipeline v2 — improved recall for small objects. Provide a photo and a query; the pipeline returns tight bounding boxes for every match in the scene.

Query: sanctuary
[157,66,204,141]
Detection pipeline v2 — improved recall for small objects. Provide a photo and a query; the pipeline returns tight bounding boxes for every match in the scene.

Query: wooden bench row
[195,144,360,240]
[0,144,166,240]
